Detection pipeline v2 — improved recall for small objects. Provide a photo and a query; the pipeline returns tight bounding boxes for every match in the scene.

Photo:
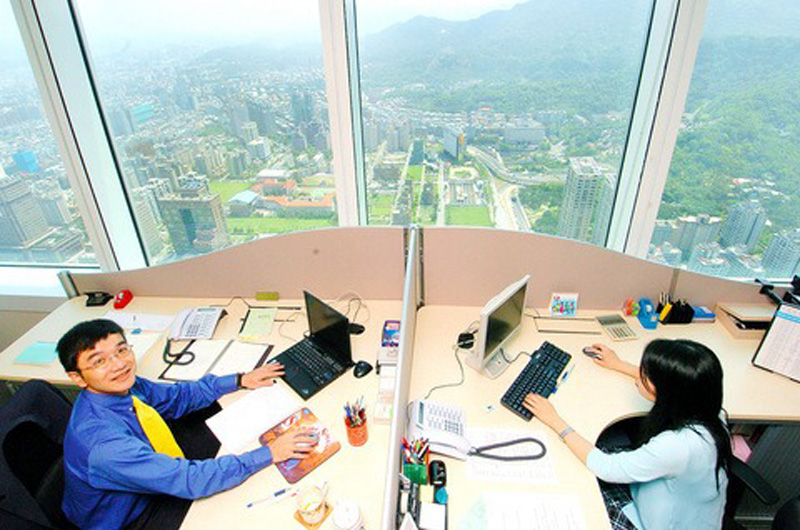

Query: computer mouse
[348,323,366,335]
[353,360,373,378]
[582,346,602,359]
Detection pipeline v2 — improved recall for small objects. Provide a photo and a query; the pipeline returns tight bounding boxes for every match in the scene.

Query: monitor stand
[482,349,511,379]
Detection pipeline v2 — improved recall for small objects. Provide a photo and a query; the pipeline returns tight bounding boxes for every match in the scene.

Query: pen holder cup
[345,417,368,447]
[403,463,428,485]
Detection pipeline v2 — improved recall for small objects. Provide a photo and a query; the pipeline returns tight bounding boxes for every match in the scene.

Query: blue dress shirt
[62,375,273,529]
[587,425,727,529]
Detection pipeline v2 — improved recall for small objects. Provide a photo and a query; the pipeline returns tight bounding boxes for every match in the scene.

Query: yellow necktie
[131,395,185,458]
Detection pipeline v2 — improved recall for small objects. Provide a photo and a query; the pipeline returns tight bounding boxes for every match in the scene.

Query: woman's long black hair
[636,339,732,488]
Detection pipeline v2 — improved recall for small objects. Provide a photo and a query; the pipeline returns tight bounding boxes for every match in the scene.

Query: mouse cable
[500,349,531,365]
[468,437,547,461]
[420,320,479,401]
[422,343,466,401]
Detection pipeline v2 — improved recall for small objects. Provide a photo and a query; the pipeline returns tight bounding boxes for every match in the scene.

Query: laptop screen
[304,291,353,366]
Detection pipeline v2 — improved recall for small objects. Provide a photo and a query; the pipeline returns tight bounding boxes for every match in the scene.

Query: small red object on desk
[114,289,133,309]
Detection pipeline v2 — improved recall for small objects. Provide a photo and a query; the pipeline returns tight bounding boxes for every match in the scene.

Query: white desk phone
[408,400,472,460]
[169,307,224,340]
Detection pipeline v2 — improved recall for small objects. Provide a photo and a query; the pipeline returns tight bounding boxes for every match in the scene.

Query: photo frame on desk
[752,303,800,384]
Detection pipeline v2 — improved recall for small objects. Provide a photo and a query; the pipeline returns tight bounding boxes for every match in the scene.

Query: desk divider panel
[673,268,765,307]
[421,227,675,308]
[381,227,421,530]
[70,227,405,300]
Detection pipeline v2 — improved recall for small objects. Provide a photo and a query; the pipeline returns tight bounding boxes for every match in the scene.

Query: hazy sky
[1,0,528,63]
[76,0,529,51]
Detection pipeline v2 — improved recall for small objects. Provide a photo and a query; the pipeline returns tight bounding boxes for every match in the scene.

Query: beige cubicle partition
[381,227,422,530]
[67,227,406,300]
[421,227,676,308]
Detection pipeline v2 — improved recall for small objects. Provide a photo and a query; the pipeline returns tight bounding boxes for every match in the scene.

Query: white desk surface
[409,306,800,530]
[0,296,402,530]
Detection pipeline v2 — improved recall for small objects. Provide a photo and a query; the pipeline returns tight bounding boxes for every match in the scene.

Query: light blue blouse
[587,425,727,530]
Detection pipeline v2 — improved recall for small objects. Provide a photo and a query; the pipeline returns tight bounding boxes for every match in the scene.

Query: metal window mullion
[320,0,363,226]
[606,0,681,253]
[623,0,709,258]
[25,0,146,271]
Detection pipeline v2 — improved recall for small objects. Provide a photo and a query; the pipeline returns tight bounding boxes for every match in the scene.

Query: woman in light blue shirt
[525,339,731,530]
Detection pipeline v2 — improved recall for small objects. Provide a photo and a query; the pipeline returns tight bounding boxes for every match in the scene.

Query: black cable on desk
[468,437,547,461]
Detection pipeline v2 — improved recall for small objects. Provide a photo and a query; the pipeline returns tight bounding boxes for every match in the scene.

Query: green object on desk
[15,342,58,365]
[403,463,428,485]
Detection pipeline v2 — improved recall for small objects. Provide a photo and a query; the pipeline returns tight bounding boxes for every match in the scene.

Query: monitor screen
[304,291,352,366]
[474,275,530,370]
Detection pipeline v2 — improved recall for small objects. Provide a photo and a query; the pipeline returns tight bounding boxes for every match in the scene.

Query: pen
[246,487,296,508]
[553,364,575,394]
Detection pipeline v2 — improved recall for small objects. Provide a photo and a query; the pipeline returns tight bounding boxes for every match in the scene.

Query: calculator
[596,314,638,341]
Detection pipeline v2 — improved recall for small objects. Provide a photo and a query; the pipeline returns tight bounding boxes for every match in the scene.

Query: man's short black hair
[57,319,126,372]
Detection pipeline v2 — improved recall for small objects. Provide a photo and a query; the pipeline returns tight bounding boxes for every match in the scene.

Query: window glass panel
[649,0,800,279]
[357,0,652,245]
[0,2,97,266]
[75,0,336,265]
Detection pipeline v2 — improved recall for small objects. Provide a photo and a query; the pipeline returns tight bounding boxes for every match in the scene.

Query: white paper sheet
[208,341,271,376]
[104,311,175,332]
[474,492,586,530]
[466,427,556,484]
[206,384,301,453]
[126,333,161,362]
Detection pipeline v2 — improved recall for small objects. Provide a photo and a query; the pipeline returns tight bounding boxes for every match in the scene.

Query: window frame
[12,0,775,305]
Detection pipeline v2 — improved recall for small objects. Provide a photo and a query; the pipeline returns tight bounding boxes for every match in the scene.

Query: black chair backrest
[0,380,73,529]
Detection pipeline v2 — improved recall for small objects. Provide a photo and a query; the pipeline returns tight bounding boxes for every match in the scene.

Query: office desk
[409,306,800,529]
[0,296,401,529]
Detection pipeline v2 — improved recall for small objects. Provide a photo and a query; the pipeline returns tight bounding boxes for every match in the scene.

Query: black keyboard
[282,341,341,386]
[501,341,572,421]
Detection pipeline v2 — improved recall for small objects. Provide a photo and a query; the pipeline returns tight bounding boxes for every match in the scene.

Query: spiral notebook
[258,407,340,484]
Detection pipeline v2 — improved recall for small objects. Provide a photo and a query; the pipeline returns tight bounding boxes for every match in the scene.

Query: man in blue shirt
[57,319,316,529]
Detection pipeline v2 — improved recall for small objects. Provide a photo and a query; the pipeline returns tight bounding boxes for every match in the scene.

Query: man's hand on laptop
[241,362,285,389]
[268,429,318,462]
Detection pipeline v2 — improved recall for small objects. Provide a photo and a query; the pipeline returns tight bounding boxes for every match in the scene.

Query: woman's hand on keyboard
[523,394,567,433]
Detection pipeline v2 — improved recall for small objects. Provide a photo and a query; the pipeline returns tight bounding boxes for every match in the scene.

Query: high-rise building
[557,157,614,243]
[763,229,800,278]
[0,170,50,248]
[719,200,767,252]
[12,149,41,174]
[157,183,230,256]
[131,187,164,259]
[688,243,729,277]
[240,121,259,143]
[291,92,315,126]
[673,214,721,257]
[592,173,617,246]
[442,127,465,162]
[32,179,70,227]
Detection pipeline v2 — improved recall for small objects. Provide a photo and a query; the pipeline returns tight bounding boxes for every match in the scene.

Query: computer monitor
[466,274,530,379]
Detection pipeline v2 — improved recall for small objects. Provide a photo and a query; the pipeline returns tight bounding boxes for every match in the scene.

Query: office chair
[0,380,75,529]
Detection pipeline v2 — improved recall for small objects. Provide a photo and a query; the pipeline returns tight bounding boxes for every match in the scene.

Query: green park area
[227,216,335,235]
[445,206,492,226]
[407,165,423,182]
[368,194,395,224]
[209,180,254,202]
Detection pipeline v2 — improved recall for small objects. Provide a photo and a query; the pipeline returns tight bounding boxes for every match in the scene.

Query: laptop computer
[270,291,354,400]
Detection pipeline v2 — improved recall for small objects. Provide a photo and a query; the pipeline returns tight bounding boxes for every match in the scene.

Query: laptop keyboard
[500,341,572,421]
[282,340,342,386]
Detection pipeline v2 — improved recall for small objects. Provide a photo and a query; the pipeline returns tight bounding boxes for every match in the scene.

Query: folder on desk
[14,342,58,365]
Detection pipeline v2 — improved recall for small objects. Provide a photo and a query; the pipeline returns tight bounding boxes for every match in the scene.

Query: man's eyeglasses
[81,345,134,372]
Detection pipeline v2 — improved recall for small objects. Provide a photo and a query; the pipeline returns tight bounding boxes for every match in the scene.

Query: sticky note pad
[255,292,280,301]
[419,502,446,530]
[15,342,58,365]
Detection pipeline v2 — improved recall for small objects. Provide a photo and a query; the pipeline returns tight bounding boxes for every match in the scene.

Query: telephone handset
[169,307,224,340]
[407,400,472,460]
